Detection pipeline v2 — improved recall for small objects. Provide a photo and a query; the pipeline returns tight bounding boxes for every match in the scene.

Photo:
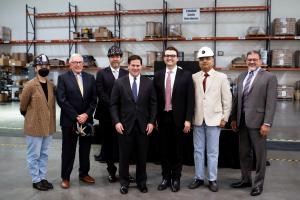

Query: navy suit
[57,70,97,180]
[110,75,157,186]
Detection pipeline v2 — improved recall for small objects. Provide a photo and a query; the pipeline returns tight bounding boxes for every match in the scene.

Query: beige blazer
[193,69,232,126]
[20,77,56,136]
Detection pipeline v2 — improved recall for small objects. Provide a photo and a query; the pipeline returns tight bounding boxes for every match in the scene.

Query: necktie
[76,74,84,97]
[165,71,172,111]
[202,72,209,92]
[242,71,254,97]
[132,77,138,102]
[112,70,118,79]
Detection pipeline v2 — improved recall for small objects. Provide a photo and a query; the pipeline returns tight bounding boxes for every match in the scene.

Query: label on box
[282,91,287,96]
[238,36,246,40]
[279,59,284,65]
[281,28,287,33]
[183,8,200,22]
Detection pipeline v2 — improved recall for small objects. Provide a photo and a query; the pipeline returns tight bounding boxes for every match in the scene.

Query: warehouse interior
[0,0,299,199]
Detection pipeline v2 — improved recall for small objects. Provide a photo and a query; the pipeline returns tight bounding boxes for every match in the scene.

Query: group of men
[55,45,277,197]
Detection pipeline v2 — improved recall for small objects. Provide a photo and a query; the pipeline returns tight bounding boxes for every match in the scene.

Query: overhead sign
[183,8,200,22]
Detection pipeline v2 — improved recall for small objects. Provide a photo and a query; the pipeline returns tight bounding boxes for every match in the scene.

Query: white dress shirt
[129,73,140,96]
[242,67,261,93]
[110,66,120,79]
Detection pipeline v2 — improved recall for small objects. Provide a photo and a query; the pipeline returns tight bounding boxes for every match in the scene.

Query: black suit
[154,67,194,180]
[56,70,97,180]
[94,67,128,175]
[110,75,157,186]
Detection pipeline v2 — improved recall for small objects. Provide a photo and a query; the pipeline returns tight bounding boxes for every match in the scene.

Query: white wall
[0,0,300,84]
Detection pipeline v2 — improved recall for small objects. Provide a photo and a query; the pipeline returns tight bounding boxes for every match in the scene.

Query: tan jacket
[193,69,232,126]
[20,77,56,136]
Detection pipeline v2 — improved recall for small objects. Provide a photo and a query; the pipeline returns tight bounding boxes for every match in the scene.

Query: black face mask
[38,68,49,77]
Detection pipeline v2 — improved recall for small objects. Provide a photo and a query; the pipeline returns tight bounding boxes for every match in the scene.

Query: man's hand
[115,123,124,134]
[219,119,227,128]
[77,113,88,124]
[146,123,154,135]
[183,121,191,134]
[231,120,238,132]
[260,124,270,137]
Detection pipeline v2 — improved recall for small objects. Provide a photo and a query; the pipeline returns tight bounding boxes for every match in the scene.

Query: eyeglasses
[71,61,83,65]
[246,59,259,62]
[164,54,177,58]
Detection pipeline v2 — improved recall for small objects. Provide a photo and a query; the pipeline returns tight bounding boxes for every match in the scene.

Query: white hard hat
[197,47,214,58]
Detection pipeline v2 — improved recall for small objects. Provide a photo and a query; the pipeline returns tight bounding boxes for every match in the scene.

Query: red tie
[203,72,209,92]
[165,71,172,111]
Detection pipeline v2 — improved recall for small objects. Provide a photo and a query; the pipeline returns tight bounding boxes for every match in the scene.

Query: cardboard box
[9,59,26,67]
[0,58,9,66]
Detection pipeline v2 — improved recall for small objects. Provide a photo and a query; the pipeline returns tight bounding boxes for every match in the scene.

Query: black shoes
[250,186,263,196]
[94,154,105,163]
[120,185,128,194]
[170,179,180,192]
[231,180,252,188]
[32,181,48,191]
[208,181,218,192]
[108,174,117,183]
[41,179,53,189]
[188,179,204,189]
[157,179,170,191]
[137,184,148,193]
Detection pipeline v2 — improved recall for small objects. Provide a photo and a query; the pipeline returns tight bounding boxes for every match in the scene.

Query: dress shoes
[128,175,136,183]
[108,174,117,183]
[188,179,204,189]
[79,175,95,184]
[170,180,180,192]
[120,185,128,194]
[157,179,170,191]
[33,181,48,191]
[137,184,148,193]
[61,180,70,189]
[41,179,53,189]
[250,186,263,196]
[208,181,218,192]
[231,180,252,188]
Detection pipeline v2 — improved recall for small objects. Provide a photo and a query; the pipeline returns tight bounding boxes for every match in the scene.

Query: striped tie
[242,71,254,97]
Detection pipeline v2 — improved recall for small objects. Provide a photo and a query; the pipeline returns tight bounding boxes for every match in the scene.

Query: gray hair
[69,53,83,62]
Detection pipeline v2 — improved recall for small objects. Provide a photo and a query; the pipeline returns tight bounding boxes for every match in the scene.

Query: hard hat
[197,47,214,58]
[33,54,50,66]
[107,45,123,57]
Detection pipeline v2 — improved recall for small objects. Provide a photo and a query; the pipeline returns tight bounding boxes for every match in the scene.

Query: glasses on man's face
[164,54,177,58]
[246,59,259,62]
[71,61,83,65]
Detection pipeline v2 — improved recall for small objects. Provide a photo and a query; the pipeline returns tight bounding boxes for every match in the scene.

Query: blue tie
[132,77,138,102]
[243,71,254,97]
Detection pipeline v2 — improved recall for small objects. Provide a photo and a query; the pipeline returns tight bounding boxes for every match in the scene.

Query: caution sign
[183,8,200,22]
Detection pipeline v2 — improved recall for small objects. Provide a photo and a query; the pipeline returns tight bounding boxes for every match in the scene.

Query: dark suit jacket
[110,75,157,134]
[56,70,97,127]
[94,67,128,122]
[154,67,195,128]
[231,68,278,128]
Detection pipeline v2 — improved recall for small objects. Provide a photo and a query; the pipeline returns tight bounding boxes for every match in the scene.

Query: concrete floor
[0,136,299,200]
[0,101,299,199]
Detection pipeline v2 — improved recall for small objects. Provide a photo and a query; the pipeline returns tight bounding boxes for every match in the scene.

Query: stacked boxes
[145,22,162,38]
[0,26,11,41]
[168,24,182,37]
[93,27,113,39]
[273,18,296,35]
[271,49,293,67]
[277,85,294,99]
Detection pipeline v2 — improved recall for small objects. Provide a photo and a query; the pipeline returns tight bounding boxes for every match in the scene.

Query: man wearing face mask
[20,54,56,191]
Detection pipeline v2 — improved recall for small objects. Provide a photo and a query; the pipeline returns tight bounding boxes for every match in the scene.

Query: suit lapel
[137,76,146,103]
[69,70,83,99]
[159,69,166,100]
[204,70,215,93]
[173,68,182,98]
[198,72,205,94]
[124,75,135,102]
[248,69,263,94]
[238,72,247,98]
[46,79,53,108]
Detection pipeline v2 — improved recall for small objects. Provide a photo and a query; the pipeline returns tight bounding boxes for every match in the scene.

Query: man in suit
[154,46,195,192]
[111,55,157,194]
[188,47,232,192]
[94,46,129,182]
[231,50,278,196]
[56,53,97,189]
